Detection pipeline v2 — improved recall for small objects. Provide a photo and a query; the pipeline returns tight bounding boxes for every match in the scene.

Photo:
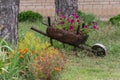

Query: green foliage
[109,14,120,26]
[3,53,22,80]
[18,32,64,80]
[0,38,21,80]
[0,36,13,53]
[19,32,50,51]
[18,11,43,22]
[77,11,96,26]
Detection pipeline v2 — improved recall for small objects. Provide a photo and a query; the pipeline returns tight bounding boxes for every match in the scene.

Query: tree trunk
[55,0,78,16]
[0,0,19,44]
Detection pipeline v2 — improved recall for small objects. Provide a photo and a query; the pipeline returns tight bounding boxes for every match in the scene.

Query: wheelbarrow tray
[47,27,88,46]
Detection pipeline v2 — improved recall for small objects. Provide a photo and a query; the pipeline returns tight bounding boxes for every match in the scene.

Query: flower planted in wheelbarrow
[52,13,98,36]
[81,21,98,35]
[49,11,99,45]
[52,13,82,32]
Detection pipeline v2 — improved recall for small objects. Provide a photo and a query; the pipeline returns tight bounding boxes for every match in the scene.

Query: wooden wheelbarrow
[31,17,107,56]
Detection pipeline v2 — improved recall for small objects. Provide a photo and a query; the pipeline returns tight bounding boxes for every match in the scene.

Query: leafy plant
[18,11,43,22]
[77,10,96,26]
[19,32,50,52]
[18,32,64,80]
[32,47,64,80]
[109,14,120,26]
[3,52,22,80]
[0,36,13,53]
[53,12,98,36]
[0,37,21,80]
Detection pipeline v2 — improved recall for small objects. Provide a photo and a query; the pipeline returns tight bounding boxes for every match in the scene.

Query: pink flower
[75,15,79,18]
[67,18,71,23]
[84,25,88,28]
[72,13,77,16]
[93,25,99,29]
[59,21,64,25]
[69,26,74,31]
[93,22,98,29]
[72,13,79,18]
[61,15,66,19]
[71,19,74,23]
[77,20,80,23]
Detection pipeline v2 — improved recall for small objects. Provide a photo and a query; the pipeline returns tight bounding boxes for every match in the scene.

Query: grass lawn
[18,21,120,80]
[60,54,120,80]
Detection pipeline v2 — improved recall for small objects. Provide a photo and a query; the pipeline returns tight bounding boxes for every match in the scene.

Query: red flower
[77,20,80,23]
[93,25,99,30]
[69,26,74,31]
[84,25,88,28]
[93,22,98,29]
[75,15,79,18]
[71,19,74,23]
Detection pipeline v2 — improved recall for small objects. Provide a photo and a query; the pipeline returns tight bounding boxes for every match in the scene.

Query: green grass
[59,24,120,80]
[18,21,46,38]
[18,21,120,80]
[59,54,120,80]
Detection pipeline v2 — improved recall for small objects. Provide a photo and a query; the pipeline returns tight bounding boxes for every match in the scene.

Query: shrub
[77,11,96,26]
[32,47,64,80]
[19,32,50,52]
[109,14,120,26]
[18,32,64,80]
[18,11,43,22]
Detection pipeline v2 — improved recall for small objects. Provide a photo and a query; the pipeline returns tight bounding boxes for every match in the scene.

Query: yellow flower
[19,49,23,53]
[20,55,24,59]
[23,48,28,53]
[32,50,38,55]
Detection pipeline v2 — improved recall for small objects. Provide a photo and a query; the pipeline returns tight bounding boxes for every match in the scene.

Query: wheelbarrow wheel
[92,43,107,56]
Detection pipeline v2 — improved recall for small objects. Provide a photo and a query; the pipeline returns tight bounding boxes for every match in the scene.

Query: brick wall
[78,0,120,20]
[20,0,120,20]
[20,0,55,17]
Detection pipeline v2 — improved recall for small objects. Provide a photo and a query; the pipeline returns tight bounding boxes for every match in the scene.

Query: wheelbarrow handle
[31,27,48,37]
[42,22,48,26]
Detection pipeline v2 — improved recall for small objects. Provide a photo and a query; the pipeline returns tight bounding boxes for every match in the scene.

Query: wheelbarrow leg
[47,17,53,46]
[50,38,53,46]
[73,46,79,57]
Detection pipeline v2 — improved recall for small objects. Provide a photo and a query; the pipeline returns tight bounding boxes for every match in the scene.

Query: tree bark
[0,0,19,44]
[55,0,78,16]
